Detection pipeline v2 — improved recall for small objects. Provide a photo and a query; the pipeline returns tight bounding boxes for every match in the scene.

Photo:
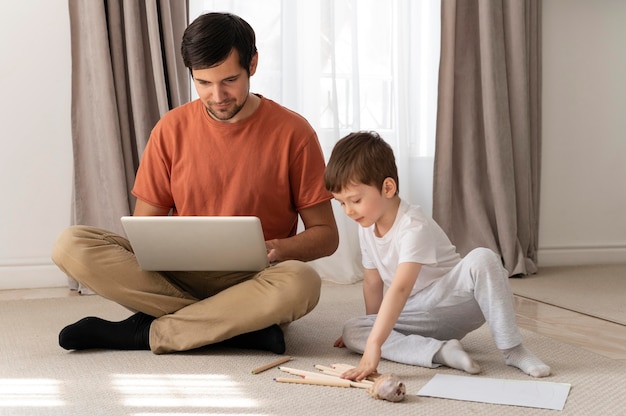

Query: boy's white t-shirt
[359,199,461,299]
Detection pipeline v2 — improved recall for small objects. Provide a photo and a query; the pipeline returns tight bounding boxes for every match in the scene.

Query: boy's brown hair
[324,131,399,194]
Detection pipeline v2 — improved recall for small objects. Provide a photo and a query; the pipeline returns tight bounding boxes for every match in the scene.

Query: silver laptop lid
[120,216,269,271]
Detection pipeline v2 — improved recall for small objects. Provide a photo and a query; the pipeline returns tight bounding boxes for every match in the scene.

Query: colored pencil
[251,356,292,374]
[274,377,352,388]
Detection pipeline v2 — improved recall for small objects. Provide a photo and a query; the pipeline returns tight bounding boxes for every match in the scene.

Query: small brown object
[367,373,406,402]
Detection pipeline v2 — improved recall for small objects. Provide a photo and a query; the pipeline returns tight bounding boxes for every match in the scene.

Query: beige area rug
[2,282,625,416]
[510,264,626,325]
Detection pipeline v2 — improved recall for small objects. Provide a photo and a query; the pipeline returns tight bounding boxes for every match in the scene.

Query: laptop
[120,216,270,271]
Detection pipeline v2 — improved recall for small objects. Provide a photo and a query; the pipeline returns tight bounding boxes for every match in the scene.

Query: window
[189,0,440,210]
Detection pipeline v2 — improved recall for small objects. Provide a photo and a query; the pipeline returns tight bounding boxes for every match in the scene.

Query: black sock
[221,324,286,354]
[59,312,154,351]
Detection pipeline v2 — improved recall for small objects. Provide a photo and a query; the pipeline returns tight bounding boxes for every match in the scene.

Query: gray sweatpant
[342,248,522,368]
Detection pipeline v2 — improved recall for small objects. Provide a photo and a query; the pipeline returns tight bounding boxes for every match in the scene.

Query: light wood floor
[1,287,625,364]
[514,296,626,364]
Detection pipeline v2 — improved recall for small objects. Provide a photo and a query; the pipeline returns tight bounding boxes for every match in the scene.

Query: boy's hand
[333,336,345,348]
[341,346,381,381]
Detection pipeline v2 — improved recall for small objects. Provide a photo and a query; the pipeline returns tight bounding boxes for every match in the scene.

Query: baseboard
[3,247,624,290]
[0,258,68,290]
[537,245,626,267]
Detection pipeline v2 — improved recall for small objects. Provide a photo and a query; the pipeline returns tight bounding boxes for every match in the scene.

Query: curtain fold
[68,0,189,236]
[67,0,189,291]
[433,0,542,276]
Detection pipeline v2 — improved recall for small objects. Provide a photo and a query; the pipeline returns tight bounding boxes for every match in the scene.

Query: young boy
[324,131,550,381]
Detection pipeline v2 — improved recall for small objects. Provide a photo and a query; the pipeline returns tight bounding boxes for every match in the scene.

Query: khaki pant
[52,225,321,354]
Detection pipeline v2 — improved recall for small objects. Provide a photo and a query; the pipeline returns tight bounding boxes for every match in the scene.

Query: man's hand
[340,345,381,381]
[263,201,338,263]
[266,246,279,263]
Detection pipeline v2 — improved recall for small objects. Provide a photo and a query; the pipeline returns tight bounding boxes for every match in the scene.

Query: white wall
[538,0,626,266]
[0,0,73,289]
[1,1,624,290]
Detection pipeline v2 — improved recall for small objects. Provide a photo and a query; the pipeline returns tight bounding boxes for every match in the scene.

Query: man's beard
[206,96,248,121]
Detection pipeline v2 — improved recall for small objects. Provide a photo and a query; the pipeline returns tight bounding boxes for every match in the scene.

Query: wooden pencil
[251,356,292,374]
[280,366,372,389]
[314,364,344,377]
[331,363,355,373]
[274,377,352,388]
[278,366,337,379]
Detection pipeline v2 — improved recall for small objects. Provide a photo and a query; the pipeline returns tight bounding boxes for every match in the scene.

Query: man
[53,12,338,355]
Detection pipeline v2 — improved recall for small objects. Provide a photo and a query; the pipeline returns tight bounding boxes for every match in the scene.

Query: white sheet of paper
[417,374,571,411]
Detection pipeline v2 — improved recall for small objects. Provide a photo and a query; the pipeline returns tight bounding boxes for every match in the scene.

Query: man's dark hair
[181,12,257,73]
[324,131,399,194]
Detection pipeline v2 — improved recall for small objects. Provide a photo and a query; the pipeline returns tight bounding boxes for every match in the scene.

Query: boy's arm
[363,268,384,315]
[334,268,383,348]
[341,262,422,381]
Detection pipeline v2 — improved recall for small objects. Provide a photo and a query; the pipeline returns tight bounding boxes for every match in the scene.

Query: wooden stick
[251,356,292,374]
[279,366,372,389]
[331,363,355,372]
[274,377,352,388]
[344,380,374,389]
[314,364,344,377]
[313,364,373,383]
[298,374,371,389]
[279,366,339,380]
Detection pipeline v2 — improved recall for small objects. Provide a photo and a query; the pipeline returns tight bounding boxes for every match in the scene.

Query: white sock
[434,339,481,374]
[502,344,551,378]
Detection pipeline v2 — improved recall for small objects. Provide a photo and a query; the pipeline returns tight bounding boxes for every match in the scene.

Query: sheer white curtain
[190,0,440,283]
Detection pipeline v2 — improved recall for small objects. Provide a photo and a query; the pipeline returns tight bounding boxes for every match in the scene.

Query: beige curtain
[68,0,189,235]
[433,0,542,276]
[67,0,189,291]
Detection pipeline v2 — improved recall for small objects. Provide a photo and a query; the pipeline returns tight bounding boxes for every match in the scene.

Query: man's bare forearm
[266,223,338,262]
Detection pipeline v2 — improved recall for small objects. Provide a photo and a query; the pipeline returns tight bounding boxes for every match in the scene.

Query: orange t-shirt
[132,95,332,241]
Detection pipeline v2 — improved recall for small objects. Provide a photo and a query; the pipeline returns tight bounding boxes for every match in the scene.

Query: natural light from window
[188,0,440,155]
[188,0,441,213]
[112,373,258,409]
[0,379,63,407]
[0,374,268,414]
